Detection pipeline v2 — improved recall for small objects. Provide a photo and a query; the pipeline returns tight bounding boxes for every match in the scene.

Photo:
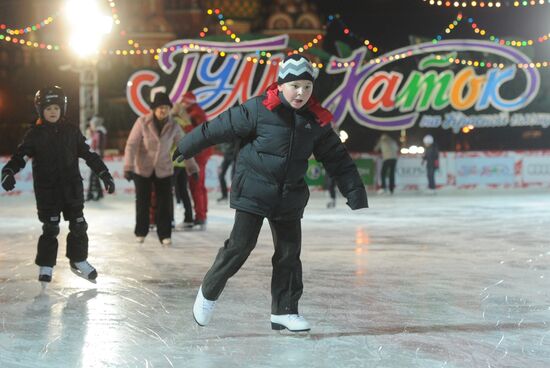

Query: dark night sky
[2,0,550,152]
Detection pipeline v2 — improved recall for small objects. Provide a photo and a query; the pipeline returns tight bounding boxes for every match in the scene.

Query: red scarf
[262,83,333,126]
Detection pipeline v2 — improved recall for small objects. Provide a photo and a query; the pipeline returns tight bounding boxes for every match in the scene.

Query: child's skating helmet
[34,86,68,120]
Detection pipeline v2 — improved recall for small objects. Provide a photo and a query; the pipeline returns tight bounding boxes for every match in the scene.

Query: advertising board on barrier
[454,156,516,186]
[2,151,550,196]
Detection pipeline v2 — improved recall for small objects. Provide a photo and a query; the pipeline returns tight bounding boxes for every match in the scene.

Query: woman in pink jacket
[124,92,197,245]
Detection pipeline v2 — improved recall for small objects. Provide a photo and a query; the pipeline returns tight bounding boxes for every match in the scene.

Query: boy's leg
[36,211,61,267]
[202,210,264,300]
[268,218,303,315]
[133,174,152,237]
[64,205,88,262]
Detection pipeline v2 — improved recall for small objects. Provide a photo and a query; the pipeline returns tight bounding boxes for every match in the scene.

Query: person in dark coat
[216,141,237,202]
[173,55,368,332]
[1,86,115,283]
[422,134,439,194]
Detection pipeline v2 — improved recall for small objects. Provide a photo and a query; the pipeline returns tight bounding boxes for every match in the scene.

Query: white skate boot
[271,314,311,332]
[38,266,53,283]
[70,260,98,281]
[193,285,216,326]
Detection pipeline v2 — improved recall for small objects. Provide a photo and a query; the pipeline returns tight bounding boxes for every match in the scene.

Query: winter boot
[271,314,311,332]
[70,260,98,281]
[193,285,216,326]
[38,266,53,283]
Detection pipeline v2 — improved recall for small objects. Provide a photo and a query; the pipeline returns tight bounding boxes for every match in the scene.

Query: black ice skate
[70,260,98,282]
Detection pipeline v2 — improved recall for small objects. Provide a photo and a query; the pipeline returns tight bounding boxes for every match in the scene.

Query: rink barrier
[2,150,550,196]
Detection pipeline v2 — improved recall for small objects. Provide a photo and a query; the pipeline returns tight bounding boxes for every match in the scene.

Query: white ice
[1,191,550,368]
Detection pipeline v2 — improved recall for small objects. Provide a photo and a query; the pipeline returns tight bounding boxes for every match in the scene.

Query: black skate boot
[70,260,98,282]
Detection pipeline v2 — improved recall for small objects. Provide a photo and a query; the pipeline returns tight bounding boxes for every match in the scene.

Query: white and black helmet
[34,86,68,120]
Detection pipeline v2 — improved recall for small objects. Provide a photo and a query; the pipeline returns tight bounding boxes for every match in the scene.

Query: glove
[191,172,199,181]
[1,169,16,191]
[124,171,134,182]
[172,148,184,163]
[99,171,115,194]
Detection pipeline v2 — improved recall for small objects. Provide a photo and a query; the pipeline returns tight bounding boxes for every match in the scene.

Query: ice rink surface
[1,190,550,368]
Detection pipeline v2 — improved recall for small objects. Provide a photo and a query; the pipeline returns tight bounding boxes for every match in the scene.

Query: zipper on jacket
[280,113,296,196]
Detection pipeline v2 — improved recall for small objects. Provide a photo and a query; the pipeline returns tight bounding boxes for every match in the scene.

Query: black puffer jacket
[3,120,109,211]
[176,89,368,220]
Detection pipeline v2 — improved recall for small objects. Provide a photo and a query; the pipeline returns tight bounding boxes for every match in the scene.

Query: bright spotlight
[65,0,112,57]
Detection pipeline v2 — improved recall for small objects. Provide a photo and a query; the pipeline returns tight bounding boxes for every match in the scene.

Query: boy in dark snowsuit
[1,86,115,283]
[174,55,368,332]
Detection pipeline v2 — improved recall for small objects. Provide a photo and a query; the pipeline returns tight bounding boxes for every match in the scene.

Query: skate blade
[70,268,97,283]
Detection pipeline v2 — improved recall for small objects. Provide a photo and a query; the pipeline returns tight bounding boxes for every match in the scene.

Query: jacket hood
[261,82,333,126]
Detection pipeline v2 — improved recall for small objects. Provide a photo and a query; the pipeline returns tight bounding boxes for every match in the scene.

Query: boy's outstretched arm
[77,132,115,194]
[174,101,257,162]
[313,127,368,210]
[1,130,35,191]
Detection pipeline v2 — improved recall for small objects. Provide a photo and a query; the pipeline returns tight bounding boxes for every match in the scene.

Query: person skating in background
[123,92,198,245]
[422,134,439,195]
[374,133,399,195]
[173,55,368,332]
[216,141,237,203]
[171,102,196,230]
[86,115,108,201]
[180,91,213,230]
[1,86,115,283]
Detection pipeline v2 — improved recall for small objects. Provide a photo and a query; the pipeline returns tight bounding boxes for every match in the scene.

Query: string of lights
[326,14,379,53]
[432,13,463,42]
[0,14,56,36]
[106,0,121,26]
[422,0,550,7]
[206,9,241,43]
[437,54,550,69]
[466,16,550,46]
[0,33,61,51]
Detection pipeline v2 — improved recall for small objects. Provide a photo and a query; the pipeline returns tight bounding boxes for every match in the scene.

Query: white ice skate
[270,314,311,332]
[136,236,145,243]
[38,266,53,283]
[193,285,216,326]
[161,238,172,246]
[70,260,98,282]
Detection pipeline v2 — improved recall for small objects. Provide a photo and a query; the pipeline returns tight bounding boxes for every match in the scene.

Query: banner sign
[127,37,542,133]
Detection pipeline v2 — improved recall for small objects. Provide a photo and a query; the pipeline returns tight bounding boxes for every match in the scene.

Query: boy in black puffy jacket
[174,55,368,332]
[1,86,115,284]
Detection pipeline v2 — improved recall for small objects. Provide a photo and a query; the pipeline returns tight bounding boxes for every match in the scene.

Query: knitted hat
[150,92,173,109]
[181,91,197,104]
[277,55,315,84]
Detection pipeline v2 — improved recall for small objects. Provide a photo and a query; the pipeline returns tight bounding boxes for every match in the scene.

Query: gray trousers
[202,210,303,315]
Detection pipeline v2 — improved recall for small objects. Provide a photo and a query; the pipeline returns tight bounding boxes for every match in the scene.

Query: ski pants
[36,205,88,267]
[201,210,304,315]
